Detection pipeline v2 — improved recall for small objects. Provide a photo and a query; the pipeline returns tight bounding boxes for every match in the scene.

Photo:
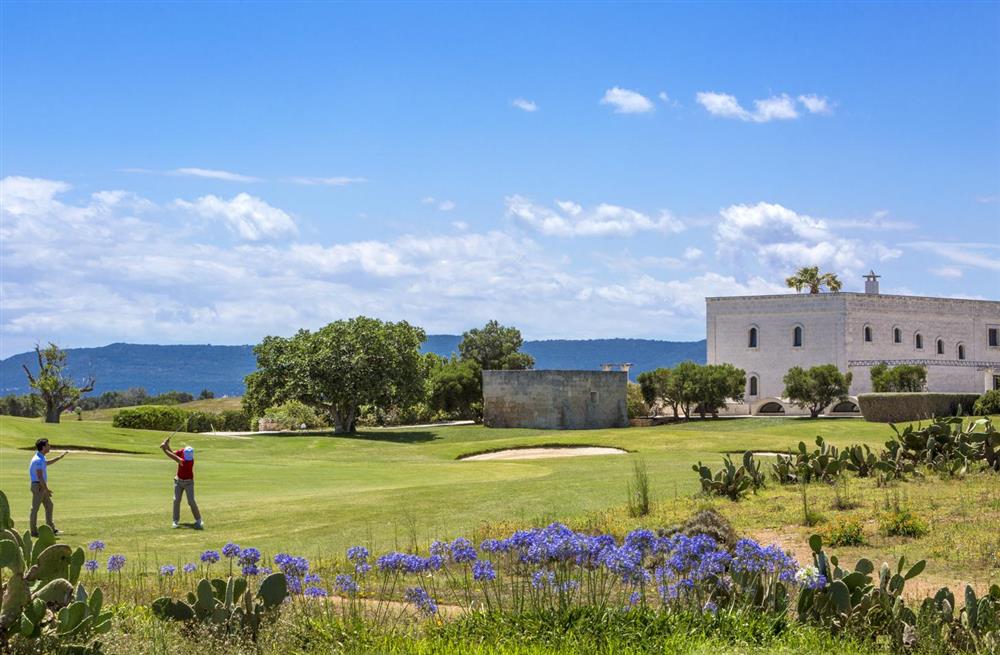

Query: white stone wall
[707,292,1000,403]
[707,294,848,400]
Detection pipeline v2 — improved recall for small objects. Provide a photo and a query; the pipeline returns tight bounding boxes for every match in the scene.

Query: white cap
[183,446,194,461]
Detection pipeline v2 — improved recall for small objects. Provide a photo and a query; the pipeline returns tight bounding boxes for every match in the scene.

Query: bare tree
[22,343,95,423]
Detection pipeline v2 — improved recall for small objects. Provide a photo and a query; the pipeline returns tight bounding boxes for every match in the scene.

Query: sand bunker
[461,447,627,461]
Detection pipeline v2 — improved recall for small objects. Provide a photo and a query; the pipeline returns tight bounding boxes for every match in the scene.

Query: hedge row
[112,406,250,432]
[857,392,982,423]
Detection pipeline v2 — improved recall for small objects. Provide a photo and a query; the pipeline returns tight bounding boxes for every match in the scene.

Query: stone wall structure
[482,370,628,430]
[706,282,1000,415]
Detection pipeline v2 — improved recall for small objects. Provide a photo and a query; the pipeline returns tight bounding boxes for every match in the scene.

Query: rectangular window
[989,327,999,347]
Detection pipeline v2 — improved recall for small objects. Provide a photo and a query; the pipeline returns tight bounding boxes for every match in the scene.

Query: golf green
[0,415,888,564]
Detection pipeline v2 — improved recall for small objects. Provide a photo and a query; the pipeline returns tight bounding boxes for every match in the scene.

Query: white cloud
[930,266,963,279]
[506,195,684,237]
[422,197,456,211]
[715,202,901,274]
[0,176,72,216]
[288,176,367,186]
[173,168,261,182]
[798,94,833,115]
[695,92,750,120]
[511,98,538,112]
[600,87,654,114]
[697,91,831,123]
[452,221,468,231]
[904,241,1000,272]
[977,195,999,204]
[752,94,799,122]
[590,272,789,313]
[826,211,916,231]
[658,92,670,103]
[683,247,703,261]
[175,193,297,240]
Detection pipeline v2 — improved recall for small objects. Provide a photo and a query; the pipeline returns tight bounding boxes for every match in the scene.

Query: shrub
[879,507,929,538]
[974,389,1000,416]
[626,458,650,517]
[113,405,189,431]
[626,383,648,419]
[857,392,981,423]
[870,363,927,392]
[261,400,326,430]
[185,411,217,433]
[823,517,866,546]
[217,409,251,431]
[662,508,738,550]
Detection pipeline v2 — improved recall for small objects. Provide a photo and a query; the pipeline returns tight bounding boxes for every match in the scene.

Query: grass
[1,414,997,596]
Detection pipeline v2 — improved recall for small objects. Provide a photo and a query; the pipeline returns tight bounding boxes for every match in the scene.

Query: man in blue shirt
[29,438,68,537]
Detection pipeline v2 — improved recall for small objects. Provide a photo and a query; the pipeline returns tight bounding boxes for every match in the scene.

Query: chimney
[864,270,880,295]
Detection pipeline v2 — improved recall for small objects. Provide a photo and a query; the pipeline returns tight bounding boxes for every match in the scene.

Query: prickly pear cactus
[0,490,110,651]
[152,573,288,640]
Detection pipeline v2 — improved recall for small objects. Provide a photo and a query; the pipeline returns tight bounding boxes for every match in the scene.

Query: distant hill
[1,338,706,396]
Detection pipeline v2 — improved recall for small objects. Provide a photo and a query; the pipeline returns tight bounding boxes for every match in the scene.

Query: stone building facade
[706,275,1000,415]
[482,370,628,429]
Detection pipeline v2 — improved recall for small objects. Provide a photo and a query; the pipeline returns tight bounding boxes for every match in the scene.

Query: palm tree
[785,266,842,294]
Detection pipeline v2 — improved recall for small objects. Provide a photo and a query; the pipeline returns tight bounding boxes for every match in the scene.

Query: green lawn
[0,414,889,565]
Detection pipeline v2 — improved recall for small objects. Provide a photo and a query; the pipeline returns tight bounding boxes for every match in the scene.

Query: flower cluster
[160,564,176,577]
[222,542,241,559]
[107,554,126,572]
[731,539,797,584]
[84,559,99,573]
[472,559,496,582]
[239,547,262,576]
[335,573,359,595]
[404,586,438,615]
[200,550,221,564]
[183,563,197,574]
[87,540,105,553]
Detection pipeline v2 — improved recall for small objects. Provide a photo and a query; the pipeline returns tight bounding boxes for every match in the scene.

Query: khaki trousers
[173,478,201,523]
[29,482,54,533]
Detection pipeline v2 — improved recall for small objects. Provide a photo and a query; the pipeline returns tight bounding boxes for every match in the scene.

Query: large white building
[706,273,1000,415]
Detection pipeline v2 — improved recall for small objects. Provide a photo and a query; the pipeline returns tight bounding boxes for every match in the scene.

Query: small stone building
[482,370,628,430]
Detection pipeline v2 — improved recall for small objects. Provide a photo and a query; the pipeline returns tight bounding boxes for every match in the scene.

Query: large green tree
[636,367,682,418]
[22,343,95,423]
[693,363,746,419]
[458,320,535,371]
[785,266,843,294]
[783,364,853,418]
[671,361,703,419]
[870,363,927,392]
[428,358,482,419]
[243,317,427,433]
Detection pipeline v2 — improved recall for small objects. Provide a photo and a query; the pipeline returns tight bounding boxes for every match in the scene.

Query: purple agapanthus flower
[87,540,106,552]
[404,586,438,616]
[472,559,496,582]
[335,574,358,594]
[200,550,220,564]
[160,564,176,576]
[107,554,126,572]
[84,559,99,572]
[304,586,328,598]
[183,563,197,574]
[222,542,241,558]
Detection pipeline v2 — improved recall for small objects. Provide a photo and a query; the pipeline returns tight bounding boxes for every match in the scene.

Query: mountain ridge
[0,338,707,396]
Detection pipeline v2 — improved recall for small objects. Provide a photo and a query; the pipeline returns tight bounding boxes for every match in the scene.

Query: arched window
[936,338,944,355]
[893,327,902,343]
[958,343,966,360]
[748,375,758,396]
[748,326,758,349]
[793,325,803,348]
[863,325,873,343]
[915,333,923,350]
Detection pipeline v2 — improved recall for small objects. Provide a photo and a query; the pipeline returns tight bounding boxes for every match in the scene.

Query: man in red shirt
[160,436,203,529]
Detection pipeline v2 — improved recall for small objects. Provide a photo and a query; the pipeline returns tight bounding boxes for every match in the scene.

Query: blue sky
[1,2,998,357]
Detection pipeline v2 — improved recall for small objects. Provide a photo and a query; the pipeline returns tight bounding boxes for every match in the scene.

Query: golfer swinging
[29,438,68,537]
[160,436,203,529]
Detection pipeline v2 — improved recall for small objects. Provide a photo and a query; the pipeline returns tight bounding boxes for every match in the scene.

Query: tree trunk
[810,406,821,418]
[672,404,679,419]
[333,405,357,434]
[44,401,60,424]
